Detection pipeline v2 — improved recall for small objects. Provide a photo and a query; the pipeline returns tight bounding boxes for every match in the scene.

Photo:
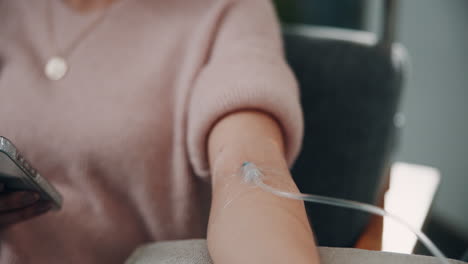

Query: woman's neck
[62,0,117,13]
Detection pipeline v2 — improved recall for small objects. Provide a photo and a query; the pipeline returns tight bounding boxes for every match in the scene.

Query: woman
[0,0,319,263]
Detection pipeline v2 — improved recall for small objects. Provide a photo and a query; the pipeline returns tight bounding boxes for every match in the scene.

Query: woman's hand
[0,183,52,229]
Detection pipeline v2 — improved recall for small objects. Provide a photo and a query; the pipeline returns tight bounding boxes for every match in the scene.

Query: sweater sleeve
[187,0,304,178]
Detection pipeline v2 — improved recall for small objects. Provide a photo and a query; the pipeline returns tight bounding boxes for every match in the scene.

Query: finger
[0,201,52,228]
[0,192,40,211]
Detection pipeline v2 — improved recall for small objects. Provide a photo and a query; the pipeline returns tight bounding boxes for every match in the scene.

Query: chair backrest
[283,0,408,247]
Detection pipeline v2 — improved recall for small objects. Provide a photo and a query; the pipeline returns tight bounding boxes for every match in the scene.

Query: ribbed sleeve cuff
[187,57,304,178]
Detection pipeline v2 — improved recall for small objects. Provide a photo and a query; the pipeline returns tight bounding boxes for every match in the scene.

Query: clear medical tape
[241,162,451,264]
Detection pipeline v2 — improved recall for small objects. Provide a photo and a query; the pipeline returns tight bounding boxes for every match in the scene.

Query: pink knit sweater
[0,0,303,262]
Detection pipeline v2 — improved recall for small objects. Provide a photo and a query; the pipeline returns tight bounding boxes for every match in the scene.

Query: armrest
[125,240,465,264]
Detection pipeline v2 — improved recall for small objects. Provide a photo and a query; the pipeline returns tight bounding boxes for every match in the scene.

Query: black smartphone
[0,136,62,210]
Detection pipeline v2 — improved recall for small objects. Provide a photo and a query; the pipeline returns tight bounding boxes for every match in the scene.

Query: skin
[208,111,319,264]
[0,1,321,263]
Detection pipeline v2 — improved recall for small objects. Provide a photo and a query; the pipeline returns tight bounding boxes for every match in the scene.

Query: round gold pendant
[44,56,68,81]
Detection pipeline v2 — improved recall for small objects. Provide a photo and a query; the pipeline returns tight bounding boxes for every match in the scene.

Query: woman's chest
[0,0,201,183]
[0,35,182,184]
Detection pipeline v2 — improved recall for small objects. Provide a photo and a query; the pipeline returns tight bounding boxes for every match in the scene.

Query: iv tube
[241,162,450,264]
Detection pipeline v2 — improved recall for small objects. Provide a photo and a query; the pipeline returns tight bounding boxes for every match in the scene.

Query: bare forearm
[207,111,319,264]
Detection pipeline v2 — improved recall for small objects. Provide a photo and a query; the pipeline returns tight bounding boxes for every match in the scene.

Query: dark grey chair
[284,0,408,247]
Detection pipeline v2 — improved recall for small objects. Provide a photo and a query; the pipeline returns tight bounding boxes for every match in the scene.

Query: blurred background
[273,0,468,260]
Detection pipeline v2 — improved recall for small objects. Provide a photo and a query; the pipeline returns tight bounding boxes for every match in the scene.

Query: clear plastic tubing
[241,162,450,264]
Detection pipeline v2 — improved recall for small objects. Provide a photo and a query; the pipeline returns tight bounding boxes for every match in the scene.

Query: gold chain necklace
[44,0,112,81]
